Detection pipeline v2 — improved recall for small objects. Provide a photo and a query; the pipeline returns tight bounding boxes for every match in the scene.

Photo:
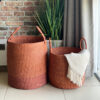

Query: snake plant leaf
[35,0,64,40]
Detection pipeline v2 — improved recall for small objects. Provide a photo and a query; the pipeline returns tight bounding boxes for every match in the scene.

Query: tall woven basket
[7,26,47,89]
[49,38,87,89]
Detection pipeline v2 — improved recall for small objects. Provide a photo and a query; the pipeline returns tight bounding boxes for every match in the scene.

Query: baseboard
[0,66,7,72]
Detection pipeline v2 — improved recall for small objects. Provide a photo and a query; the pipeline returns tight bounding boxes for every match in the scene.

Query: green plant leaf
[35,0,64,40]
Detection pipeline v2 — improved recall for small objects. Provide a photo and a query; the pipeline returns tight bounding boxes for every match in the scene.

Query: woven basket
[49,38,87,89]
[7,26,47,89]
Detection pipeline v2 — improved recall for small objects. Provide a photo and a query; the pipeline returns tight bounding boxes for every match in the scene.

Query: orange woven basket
[49,38,87,89]
[7,26,47,89]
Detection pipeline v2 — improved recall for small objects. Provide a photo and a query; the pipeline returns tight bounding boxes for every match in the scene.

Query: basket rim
[50,47,81,57]
[7,35,47,45]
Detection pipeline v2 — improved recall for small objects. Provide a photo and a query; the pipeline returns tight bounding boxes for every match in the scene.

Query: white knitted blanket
[64,49,90,86]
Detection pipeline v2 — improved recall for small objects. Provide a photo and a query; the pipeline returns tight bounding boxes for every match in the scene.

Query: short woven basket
[49,38,87,89]
[7,26,47,89]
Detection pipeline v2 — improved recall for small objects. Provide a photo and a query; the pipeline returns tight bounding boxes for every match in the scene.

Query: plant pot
[47,40,63,51]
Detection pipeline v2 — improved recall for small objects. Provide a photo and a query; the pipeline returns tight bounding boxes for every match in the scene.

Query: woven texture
[7,26,47,89]
[49,38,87,89]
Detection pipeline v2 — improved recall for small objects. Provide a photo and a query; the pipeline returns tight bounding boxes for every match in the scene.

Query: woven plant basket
[7,26,47,89]
[49,38,87,89]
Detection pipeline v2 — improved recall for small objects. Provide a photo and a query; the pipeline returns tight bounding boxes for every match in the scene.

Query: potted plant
[35,0,64,48]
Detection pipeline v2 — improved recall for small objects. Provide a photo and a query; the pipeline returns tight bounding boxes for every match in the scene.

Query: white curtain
[81,0,94,77]
[81,0,100,75]
[98,0,100,71]
[93,0,100,72]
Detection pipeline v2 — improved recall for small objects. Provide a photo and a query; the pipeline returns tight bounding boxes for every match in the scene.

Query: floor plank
[83,76,100,87]
[64,76,100,100]
[64,86,100,100]
[0,72,100,100]
[0,72,8,100]
[4,84,65,100]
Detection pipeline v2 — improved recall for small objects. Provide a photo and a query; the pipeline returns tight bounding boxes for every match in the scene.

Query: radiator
[0,39,7,66]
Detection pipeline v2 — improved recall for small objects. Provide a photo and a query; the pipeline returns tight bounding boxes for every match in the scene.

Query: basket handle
[49,38,52,52]
[80,37,87,50]
[36,26,46,43]
[8,26,21,40]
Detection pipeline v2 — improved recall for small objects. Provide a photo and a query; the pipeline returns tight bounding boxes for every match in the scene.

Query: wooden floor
[0,72,100,100]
